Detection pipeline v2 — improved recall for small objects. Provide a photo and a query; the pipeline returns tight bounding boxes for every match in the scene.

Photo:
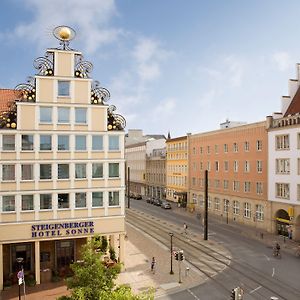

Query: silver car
[161,201,171,209]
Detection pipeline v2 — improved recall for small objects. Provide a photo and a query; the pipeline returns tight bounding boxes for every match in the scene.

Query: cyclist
[273,242,281,257]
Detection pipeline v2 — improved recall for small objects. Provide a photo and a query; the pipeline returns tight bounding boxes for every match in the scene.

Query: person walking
[183,222,188,235]
[151,257,156,274]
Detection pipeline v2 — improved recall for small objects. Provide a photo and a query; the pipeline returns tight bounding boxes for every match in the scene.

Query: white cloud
[272,51,292,71]
[224,55,244,87]
[7,0,121,54]
[153,98,176,116]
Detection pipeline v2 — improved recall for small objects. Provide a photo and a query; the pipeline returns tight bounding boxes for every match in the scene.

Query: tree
[58,239,154,300]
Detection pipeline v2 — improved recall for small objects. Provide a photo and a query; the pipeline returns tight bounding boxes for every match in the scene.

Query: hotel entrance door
[56,240,74,270]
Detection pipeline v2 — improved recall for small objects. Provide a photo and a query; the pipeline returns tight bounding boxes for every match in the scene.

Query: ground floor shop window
[11,243,32,272]
[56,240,74,270]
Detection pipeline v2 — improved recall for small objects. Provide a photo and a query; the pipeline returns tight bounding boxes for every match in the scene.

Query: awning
[276,217,290,224]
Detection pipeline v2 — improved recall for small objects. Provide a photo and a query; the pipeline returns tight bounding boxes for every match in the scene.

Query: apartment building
[188,122,269,230]
[267,64,300,240]
[166,136,188,205]
[0,26,126,289]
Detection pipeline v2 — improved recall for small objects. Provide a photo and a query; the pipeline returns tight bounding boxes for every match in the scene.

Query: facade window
[198,195,204,207]
[224,144,228,153]
[244,181,251,193]
[244,202,251,218]
[22,195,34,211]
[75,163,86,179]
[223,199,229,213]
[233,142,238,152]
[223,180,229,190]
[208,196,212,209]
[214,197,220,210]
[40,164,52,180]
[58,107,70,123]
[92,135,103,151]
[2,164,15,181]
[298,185,300,201]
[75,135,86,151]
[58,193,69,209]
[75,192,86,208]
[40,107,52,123]
[233,200,239,215]
[256,182,263,195]
[276,134,289,150]
[200,147,203,154]
[200,162,203,171]
[256,140,262,151]
[92,163,103,178]
[255,204,264,221]
[2,195,15,212]
[22,134,34,150]
[224,161,229,172]
[233,180,239,191]
[109,136,119,150]
[92,192,103,207]
[214,179,220,189]
[109,163,119,178]
[207,161,210,171]
[244,161,250,172]
[192,147,196,155]
[244,141,249,151]
[207,146,210,154]
[75,108,87,124]
[40,194,52,210]
[40,135,52,151]
[275,183,290,199]
[2,135,15,151]
[233,160,238,173]
[215,161,219,172]
[58,164,69,179]
[215,145,218,154]
[22,164,34,180]
[58,135,69,151]
[276,159,290,174]
[58,81,70,96]
[257,160,262,173]
[109,191,119,206]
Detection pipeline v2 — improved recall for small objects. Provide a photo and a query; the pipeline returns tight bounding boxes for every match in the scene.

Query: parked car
[135,194,142,200]
[146,197,151,203]
[161,201,171,209]
[153,199,162,206]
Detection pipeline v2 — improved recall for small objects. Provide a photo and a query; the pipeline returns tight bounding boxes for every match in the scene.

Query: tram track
[126,208,300,299]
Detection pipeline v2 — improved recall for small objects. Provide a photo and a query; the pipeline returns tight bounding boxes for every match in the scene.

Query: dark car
[161,201,171,209]
[153,199,162,206]
[135,194,142,200]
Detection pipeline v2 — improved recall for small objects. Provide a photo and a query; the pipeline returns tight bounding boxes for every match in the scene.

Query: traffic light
[175,251,179,261]
[231,288,236,300]
[179,251,184,261]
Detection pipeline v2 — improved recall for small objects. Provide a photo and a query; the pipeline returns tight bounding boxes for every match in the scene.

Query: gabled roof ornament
[53,25,76,50]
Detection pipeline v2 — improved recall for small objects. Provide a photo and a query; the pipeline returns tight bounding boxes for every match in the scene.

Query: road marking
[187,288,200,299]
[250,286,262,294]
[272,267,275,277]
[264,254,270,261]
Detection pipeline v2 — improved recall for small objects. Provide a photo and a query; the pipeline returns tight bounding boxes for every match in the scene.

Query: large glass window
[92,135,103,150]
[276,183,290,199]
[58,107,70,123]
[256,204,264,221]
[58,135,69,151]
[40,135,52,151]
[276,159,290,174]
[2,195,15,212]
[58,164,69,179]
[22,135,34,150]
[40,164,52,180]
[244,203,251,218]
[75,164,86,179]
[75,108,87,124]
[58,193,69,209]
[40,107,52,123]
[109,163,119,178]
[2,164,15,181]
[276,134,289,150]
[75,193,86,208]
[92,192,103,207]
[58,81,70,96]
[109,136,119,150]
[75,136,86,151]
[109,191,119,206]
[92,163,103,178]
[3,135,15,151]
[22,164,34,180]
[233,200,240,215]
[40,194,52,210]
[22,195,34,211]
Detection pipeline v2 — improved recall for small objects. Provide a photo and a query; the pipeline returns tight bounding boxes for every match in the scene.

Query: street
[127,198,300,300]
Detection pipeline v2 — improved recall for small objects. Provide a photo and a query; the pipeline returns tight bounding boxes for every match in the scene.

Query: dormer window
[58,80,70,96]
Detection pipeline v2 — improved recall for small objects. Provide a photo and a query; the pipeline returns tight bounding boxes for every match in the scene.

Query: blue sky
[1,0,300,137]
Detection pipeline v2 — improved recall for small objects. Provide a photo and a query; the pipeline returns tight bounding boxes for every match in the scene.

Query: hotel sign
[31,221,94,238]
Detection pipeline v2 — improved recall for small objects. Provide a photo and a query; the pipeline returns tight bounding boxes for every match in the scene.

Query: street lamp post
[169,232,174,274]
[226,200,229,224]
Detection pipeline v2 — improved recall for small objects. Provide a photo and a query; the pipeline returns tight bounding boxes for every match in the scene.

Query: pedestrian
[287,226,293,239]
[150,257,156,274]
[183,222,188,235]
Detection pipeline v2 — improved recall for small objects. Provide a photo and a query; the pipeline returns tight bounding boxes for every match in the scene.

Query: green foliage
[109,245,117,262]
[101,236,108,253]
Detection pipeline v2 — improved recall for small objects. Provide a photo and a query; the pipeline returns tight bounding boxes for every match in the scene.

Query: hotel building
[0,26,126,289]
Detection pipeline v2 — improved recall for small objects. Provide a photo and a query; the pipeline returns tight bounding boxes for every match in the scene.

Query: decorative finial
[53,25,76,50]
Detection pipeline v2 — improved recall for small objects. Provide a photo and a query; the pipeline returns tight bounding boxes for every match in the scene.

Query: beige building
[188,122,270,230]
[166,136,188,205]
[0,26,126,289]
